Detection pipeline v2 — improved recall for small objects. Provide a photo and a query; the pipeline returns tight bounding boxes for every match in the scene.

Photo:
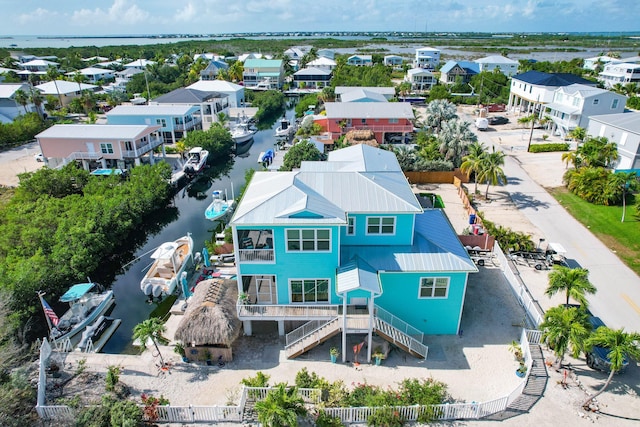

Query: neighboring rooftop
[513,70,595,86]
[589,112,640,133]
[36,124,160,140]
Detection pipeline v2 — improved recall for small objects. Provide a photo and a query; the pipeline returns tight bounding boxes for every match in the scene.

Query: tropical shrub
[528,143,570,153]
[367,406,405,427]
[564,167,624,205]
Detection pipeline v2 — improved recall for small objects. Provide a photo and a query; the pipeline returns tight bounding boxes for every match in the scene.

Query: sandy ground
[9,117,639,425]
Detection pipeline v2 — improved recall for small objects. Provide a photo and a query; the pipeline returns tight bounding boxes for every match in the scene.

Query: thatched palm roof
[175,278,241,346]
[344,129,379,147]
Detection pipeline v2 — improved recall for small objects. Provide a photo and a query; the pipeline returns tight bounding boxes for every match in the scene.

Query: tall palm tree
[72,71,87,93]
[477,146,506,199]
[13,89,29,114]
[45,66,63,108]
[438,118,477,167]
[611,83,625,95]
[460,141,487,194]
[424,99,457,133]
[623,82,638,97]
[228,61,244,83]
[545,265,596,307]
[609,171,637,222]
[561,150,580,169]
[582,327,640,409]
[518,114,539,152]
[540,305,591,368]
[567,126,587,144]
[29,88,44,119]
[254,383,307,427]
[133,318,167,366]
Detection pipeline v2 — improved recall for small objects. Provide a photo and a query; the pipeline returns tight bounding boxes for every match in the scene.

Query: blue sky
[2,0,639,35]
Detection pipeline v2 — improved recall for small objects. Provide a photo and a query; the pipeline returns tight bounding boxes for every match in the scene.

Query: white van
[475,117,489,131]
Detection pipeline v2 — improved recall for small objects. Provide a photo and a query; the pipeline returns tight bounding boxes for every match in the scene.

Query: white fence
[36,330,543,423]
[494,242,545,327]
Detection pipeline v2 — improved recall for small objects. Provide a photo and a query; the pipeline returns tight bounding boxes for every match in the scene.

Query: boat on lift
[204,190,235,221]
[140,234,194,298]
[183,147,209,175]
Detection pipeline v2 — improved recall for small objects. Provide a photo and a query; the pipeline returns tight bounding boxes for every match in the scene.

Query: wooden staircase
[284,312,429,360]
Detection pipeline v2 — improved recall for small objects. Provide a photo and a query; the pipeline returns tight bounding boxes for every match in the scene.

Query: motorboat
[183,147,209,175]
[205,190,235,221]
[275,117,294,137]
[40,282,115,345]
[231,123,257,144]
[76,315,122,353]
[140,234,194,298]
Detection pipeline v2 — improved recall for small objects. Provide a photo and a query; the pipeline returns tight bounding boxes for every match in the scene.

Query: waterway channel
[102,106,297,354]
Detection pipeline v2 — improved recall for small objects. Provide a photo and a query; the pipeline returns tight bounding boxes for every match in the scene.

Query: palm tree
[611,83,625,95]
[623,82,638,97]
[13,89,29,114]
[45,66,63,108]
[72,71,87,93]
[460,141,487,194]
[228,61,244,83]
[540,305,591,368]
[477,146,506,199]
[518,114,539,152]
[609,171,637,222]
[423,99,457,133]
[582,327,640,409]
[133,318,167,366]
[254,383,307,427]
[561,151,580,169]
[438,118,477,167]
[567,126,587,144]
[29,88,44,119]
[545,265,596,307]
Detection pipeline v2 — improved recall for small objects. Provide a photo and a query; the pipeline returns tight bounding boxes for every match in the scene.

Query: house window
[593,99,599,105]
[286,229,331,252]
[347,217,355,236]
[290,279,329,303]
[389,118,398,124]
[366,217,395,235]
[124,141,133,151]
[100,143,114,154]
[156,119,167,127]
[361,118,366,124]
[612,99,619,109]
[419,277,449,298]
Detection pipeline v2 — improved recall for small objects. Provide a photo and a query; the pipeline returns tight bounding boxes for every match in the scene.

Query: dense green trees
[251,90,286,127]
[0,162,172,339]
[280,140,323,171]
[0,113,49,149]
[180,124,235,161]
[330,62,392,87]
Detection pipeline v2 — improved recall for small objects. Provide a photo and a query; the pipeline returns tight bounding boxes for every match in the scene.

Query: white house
[347,55,372,67]
[188,80,245,108]
[67,67,115,84]
[0,83,35,122]
[19,59,59,74]
[546,84,627,138]
[383,55,404,67]
[475,55,519,77]
[151,87,230,130]
[123,59,156,70]
[598,62,640,88]
[414,47,440,69]
[583,55,621,71]
[507,71,597,117]
[307,57,337,72]
[335,86,396,102]
[588,112,640,171]
[405,68,437,92]
[292,67,332,90]
[35,80,99,106]
[317,49,335,60]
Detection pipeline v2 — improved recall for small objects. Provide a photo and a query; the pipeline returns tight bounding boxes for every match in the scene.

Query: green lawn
[550,187,640,275]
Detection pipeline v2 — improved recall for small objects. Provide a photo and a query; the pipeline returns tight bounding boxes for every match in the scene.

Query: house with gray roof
[335,86,396,101]
[229,143,476,362]
[200,60,229,81]
[292,67,332,90]
[475,55,519,77]
[0,83,35,122]
[439,60,480,85]
[151,87,229,130]
[588,112,640,171]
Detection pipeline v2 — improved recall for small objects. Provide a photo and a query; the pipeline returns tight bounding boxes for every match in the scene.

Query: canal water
[102,106,297,354]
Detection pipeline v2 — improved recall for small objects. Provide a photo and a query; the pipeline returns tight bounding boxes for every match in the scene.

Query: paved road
[466,114,640,332]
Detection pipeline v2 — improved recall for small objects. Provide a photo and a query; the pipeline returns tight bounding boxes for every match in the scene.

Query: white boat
[275,117,294,137]
[205,190,235,221]
[140,234,194,298]
[41,283,115,345]
[231,123,257,144]
[183,147,209,175]
[76,315,122,353]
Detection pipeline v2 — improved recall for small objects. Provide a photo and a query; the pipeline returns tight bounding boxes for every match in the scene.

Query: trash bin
[469,214,476,224]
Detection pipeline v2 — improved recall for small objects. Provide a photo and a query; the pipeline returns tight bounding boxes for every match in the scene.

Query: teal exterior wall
[236,225,341,304]
[107,106,200,133]
[340,213,414,246]
[376,271,468,335]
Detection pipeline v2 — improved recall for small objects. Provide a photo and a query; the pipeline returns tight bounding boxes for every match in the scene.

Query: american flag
[42,298,59,327]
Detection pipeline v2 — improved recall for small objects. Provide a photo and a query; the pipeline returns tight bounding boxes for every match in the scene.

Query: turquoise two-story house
[106,104,202,144]
[229,144,477,362]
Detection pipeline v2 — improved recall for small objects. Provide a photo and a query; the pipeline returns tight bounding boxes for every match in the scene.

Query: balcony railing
[174,117,202,131]
[343,124,414,133]
[121,137,163,158]
[65,152,104,161]
[238,249,274,262]
[237,303,340,320]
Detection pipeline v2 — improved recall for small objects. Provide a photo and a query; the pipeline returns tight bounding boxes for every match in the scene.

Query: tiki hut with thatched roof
[344,129,379,147]
[175,278,240,362]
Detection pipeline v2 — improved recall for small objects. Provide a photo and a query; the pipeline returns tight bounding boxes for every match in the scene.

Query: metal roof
[335,86,395,96]
[556,83,610,98]
[188,80,243,92]
[107,104,199,117]
[337,256,381,294]
[589,112,640,134]
[512,71,594,87]
[341,210,477,273]
[546,102,579,115]
[324,102,413,120]
[476,55,518,64]
[340,89,388,103]
[0,83,28,99]
[244,59,283,68]
[440,60,480,74]
[35,80,98,95]
[407,68,434,77]
[294,67,331,76]
[36,124,160,140]
[153,88,226,104]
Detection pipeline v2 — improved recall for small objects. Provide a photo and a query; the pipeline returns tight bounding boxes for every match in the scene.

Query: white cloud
[18,7,59,25]
[175,2,197,22]
[71,0,150,27]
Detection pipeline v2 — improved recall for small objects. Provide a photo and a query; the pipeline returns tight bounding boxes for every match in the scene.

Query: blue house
[106,104,202,144]
[439,60,480,85]
[347,55,373,67]
[230,144,477,362]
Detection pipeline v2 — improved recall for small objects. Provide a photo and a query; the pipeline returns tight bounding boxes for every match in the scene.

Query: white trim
[346,216,355,236]
[289,278,331,303]
[418,276,450,299]
[365,216,396,235]
[285,228,332,252]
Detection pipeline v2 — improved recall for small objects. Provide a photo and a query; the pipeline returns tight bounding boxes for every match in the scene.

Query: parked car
[586,313,629,373]
[488,116,509,125]
[34,153,44,162]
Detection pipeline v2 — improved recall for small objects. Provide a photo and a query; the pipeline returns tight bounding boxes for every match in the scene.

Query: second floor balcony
[121,136,163,158]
